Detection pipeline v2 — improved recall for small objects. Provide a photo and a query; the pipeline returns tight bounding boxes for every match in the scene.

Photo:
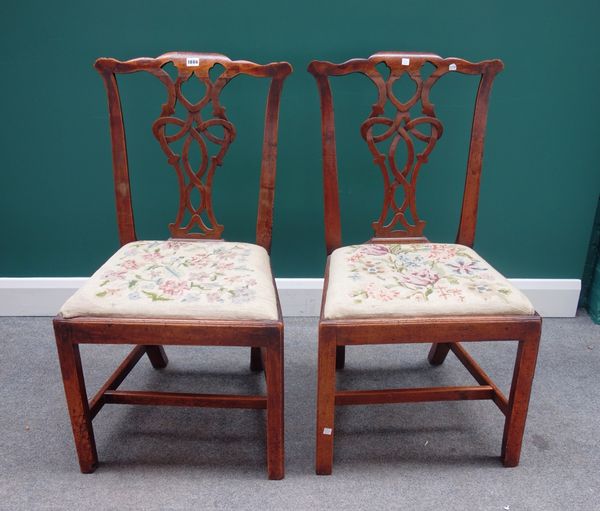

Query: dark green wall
[1,1,599,278]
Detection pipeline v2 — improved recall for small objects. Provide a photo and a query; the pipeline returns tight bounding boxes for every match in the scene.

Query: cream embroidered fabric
[323,243,535,319]
[60,240,279,321]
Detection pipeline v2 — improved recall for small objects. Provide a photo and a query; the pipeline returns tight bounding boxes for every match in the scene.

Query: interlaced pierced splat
[360,59,446,237]
[150,63,236,238]
[95,52,292,245]
[308,52,503,251]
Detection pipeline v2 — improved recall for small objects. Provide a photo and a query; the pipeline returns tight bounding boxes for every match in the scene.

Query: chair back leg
[427,342,451,365]
[250,346,264,372]
[335,345,346,370]
[144,345,169,369]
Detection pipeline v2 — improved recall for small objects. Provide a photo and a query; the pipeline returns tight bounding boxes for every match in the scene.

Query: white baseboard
[0,277,581,318]
[505,279,580,318]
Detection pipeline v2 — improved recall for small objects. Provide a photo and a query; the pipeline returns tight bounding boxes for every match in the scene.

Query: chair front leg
[54,332,98,473]
[316,327,337,475]
[145,345,168,369]
[501,329,541,467]
[264,334,284,479]
[427,342,451,365]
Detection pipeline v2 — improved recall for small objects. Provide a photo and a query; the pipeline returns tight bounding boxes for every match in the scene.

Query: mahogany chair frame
[309,52,541,474]
[53,52,292,480]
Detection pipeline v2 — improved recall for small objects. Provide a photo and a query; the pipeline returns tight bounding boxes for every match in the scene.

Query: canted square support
[315,319,541,475]
[54,319,285,479]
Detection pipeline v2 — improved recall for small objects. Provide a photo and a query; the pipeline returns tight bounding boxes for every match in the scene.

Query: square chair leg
[265,336,284,479]
[427,342,451,365]
[502,331,541,466]
[55,332,98,473]
[315,327,337,475]
[145,345,168,369]
[250,347,264,372]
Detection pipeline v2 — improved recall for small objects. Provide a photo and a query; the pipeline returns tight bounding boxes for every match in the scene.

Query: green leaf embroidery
[96,290,108,297]
[128,280,137,288]
[142,291,171,302]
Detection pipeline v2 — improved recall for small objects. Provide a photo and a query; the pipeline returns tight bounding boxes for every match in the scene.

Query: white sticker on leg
[323,427,332,435]
[402,57,410,66]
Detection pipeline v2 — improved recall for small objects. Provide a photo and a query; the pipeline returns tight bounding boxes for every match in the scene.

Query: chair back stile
[308,52,503,255]
[95,52,292,253]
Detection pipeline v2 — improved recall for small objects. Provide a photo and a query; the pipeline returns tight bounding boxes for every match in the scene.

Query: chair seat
[323,243,535,320]
[60,240,279,321]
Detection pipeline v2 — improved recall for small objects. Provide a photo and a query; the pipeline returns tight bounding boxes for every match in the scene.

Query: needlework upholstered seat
[324,243,534,319]
[60,240,278,321]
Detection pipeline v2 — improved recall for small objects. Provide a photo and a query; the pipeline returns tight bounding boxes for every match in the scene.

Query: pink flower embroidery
[143,252,163,262]
[120,259,139,270]
[364,283,400,302]
[359,245,391,257]
[401,268,440,287]
[437,286,465,302]
[103,269,128,280]
[188,254,211,266]
[426,245,460,260]
[164,241,186,251]
[158,280,189,296]
[214,261,235,271]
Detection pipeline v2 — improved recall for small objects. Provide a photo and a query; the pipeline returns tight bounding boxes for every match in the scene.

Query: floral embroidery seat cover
[323,243,535,319]
[60,240,279,321]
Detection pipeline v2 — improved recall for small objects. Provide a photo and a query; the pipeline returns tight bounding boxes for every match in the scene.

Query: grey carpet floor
[0,313,598,510]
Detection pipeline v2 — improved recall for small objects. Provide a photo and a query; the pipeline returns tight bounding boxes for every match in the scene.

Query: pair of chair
[54,51,541,480]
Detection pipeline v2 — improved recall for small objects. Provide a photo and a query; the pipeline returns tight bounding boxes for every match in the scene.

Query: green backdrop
[1,1,599,279]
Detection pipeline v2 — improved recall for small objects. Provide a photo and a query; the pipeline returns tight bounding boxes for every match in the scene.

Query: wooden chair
[308,52,541,474]
[53,52,292,480]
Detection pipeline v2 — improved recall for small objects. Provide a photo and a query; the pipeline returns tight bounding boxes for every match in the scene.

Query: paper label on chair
[401,58,410,66]
[449,63,457,71]
[323,427,332,435]
[186,57,200,67]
